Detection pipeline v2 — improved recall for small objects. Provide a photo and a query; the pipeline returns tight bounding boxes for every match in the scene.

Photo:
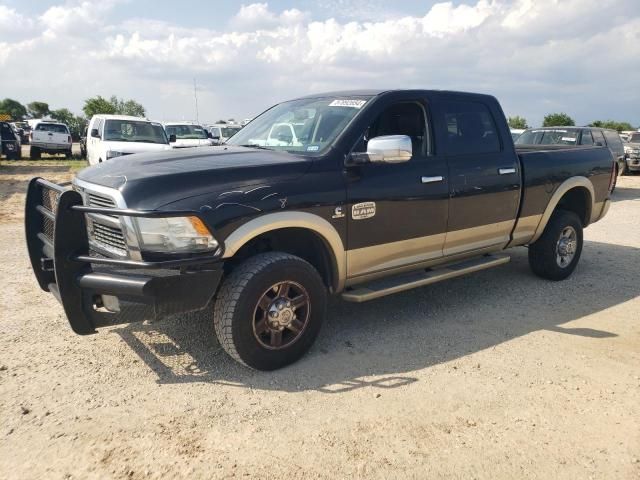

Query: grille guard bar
[25,177,223,335]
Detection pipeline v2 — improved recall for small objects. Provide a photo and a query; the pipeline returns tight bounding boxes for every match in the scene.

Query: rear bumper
[31,143,70,151]
[25,178,223,335]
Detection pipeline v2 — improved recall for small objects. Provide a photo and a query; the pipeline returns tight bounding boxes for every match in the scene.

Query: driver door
[345,98,449,280]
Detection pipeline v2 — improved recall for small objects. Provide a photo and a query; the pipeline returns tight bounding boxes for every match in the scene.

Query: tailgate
[33,131,69,145]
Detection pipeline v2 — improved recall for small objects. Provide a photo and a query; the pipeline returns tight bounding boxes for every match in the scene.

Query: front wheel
[214,252,327,370]
[528,210,583,281]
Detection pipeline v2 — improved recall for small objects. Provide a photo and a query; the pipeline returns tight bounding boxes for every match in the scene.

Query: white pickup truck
[30,122,72,159]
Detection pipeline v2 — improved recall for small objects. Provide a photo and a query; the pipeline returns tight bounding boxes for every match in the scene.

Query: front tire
[528,210,583,281]
[214,252,327,370]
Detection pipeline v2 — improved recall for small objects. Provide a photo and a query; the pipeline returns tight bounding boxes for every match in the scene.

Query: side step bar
[341,254,510,303]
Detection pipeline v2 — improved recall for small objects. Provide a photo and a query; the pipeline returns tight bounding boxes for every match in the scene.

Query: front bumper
[25,178,223,335]
[626,156,640,171]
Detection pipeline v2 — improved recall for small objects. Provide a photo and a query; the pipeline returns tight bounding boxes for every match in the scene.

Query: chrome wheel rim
[556,226,577,268]
[252,281,310,350]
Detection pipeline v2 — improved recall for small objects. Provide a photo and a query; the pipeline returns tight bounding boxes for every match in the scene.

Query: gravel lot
[1,163,639,479]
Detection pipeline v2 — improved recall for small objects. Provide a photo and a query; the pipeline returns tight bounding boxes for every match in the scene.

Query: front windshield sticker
[329,99,366,108]
[306,145,320,151]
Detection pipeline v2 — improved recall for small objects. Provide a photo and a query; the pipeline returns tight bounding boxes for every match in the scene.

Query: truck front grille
[82,189,129,257]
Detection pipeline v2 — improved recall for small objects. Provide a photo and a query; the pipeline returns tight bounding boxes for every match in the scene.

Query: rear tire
[29,147,41,160]
[213,252,327,370]
[65,149,72,159]
[528,210,583,281]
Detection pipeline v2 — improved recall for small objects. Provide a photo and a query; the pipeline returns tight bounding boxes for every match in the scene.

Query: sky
[1,0,639,127]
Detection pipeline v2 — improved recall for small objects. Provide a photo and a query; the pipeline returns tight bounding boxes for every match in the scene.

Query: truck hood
[75,146,312,210]
[105,141,172,155]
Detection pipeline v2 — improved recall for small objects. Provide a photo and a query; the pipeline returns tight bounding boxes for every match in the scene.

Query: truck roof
[91,114,149,121]
[291,89,497,101]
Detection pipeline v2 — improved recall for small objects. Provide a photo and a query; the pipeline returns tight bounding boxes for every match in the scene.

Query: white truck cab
[86,115,172,166]
[163,122,214,148]
[206,123,242,145]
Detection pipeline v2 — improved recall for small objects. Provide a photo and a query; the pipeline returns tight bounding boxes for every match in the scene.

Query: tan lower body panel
[347,233,446,279]
[508,214,543,247]
[346,220,516,285]
[443,220,514,256]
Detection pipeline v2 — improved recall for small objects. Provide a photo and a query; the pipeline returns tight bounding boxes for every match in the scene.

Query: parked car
[29,121,72,159]
[0,121,21,159]
[79,126,87,159]
[25,89,614,370]
[86,115,173,166]
[516,126,626,190]
[163,122,214,148]
[206,123,242,144]
[623,131,640,173]
[12,121,31,144]
[510,128,525,141]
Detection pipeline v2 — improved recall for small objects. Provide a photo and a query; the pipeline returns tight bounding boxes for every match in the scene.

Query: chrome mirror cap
[367,135,412,164]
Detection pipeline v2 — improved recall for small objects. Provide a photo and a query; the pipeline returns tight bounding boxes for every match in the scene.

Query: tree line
[508,113,636,131]
[0,96,146,140]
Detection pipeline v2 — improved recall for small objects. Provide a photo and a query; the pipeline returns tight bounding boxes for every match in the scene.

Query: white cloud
[0,0,638,127]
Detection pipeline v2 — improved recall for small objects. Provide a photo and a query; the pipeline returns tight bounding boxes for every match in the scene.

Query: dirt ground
[1,162,639,479]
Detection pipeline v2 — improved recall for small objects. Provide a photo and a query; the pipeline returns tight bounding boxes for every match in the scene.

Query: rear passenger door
[434,97,520,256]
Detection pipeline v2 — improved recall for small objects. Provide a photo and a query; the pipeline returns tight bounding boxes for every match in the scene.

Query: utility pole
[193,77,199,123]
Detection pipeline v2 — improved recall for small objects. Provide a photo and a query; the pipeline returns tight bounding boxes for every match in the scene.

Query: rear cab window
[36,123,69,134]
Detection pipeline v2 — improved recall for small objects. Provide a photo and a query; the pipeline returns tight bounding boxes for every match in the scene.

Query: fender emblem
[279,198,288,209]
[352,202,376,220]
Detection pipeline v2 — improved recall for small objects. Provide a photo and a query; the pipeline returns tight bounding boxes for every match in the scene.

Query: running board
[341,254,510,303]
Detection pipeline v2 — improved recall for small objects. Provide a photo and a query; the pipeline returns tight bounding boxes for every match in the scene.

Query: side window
[356,102,429,157]
[592,129,605,146]
[441,101,500,155]
[603,130,623,155]
[580,130,594,145]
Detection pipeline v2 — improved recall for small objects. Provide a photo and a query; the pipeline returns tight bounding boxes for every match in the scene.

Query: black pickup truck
[25,89,614,370]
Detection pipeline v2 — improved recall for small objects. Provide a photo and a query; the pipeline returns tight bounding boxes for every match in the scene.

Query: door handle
[421,176,444,184]
[498,168,516,175]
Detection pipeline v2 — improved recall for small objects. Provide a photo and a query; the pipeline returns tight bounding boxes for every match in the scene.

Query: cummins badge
[351,202,376,220]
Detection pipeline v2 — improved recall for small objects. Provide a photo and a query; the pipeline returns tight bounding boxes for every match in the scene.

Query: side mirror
[169,134,176,143]
[349,135,413,165]
[90,128,100,138]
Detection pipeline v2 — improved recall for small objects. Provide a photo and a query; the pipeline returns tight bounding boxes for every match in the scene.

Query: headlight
[106,151,125,159]
[135,216,219,254]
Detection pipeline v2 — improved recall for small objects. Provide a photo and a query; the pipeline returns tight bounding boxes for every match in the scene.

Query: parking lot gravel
[1,163,639,479]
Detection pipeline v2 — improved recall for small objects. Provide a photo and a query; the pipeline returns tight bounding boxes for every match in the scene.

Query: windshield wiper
[239,144,272,150]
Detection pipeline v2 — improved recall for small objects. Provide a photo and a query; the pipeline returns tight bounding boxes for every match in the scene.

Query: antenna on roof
[193,78,199,124]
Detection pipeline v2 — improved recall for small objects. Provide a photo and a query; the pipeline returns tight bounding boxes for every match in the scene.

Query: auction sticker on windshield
[329,99,367,108]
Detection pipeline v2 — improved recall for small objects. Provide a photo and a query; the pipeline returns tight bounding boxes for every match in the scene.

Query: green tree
[508,116,528,129]
[83,96,117,118]
[542,112,575,127]
[50,108,87,140]
[590,120,634,132]
[118,99,146,117]
[0,98,27,120]
[27,101,50,118]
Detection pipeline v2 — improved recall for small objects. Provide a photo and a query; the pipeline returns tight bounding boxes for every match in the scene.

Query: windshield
[629,133,640,143]
[165,124,208,140]
[516,129,579,145]
[104,120,168,144]
[226,96,371,154]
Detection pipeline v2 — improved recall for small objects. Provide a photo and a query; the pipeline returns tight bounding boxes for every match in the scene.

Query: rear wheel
[29,147,41,160]
[65,149,72,159]
[528,210,583,281]
[214,252,327,370]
